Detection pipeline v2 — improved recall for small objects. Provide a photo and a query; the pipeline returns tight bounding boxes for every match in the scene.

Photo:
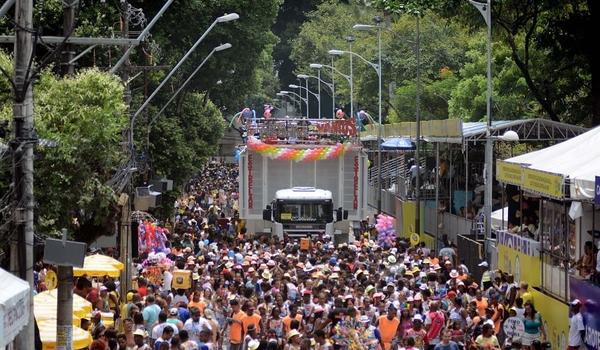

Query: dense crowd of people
[42,161,565,350]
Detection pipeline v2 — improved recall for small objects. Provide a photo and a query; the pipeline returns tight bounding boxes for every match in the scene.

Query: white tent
[491,207,508,229]
[0,267,31,348]
[505,126,600,200]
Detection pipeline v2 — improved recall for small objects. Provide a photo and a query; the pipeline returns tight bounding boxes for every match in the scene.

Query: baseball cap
[570,299,582,306]
[133,329,147,337]
[478,261,489,267]
[169,308,178,316]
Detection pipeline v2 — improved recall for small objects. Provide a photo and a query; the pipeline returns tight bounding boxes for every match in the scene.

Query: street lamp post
[296,75,311,118]
[331,18,382,212]
[346,35,355,119]
[469,0,493,254]
[331,55,336,117]
[149,43,232,125]
[290,83,320,118]
[310,62,351,118]
[280,90,308,111]
[298,74,322,118]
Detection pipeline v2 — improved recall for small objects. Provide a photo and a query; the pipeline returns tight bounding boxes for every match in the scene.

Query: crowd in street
[42,161,585,350]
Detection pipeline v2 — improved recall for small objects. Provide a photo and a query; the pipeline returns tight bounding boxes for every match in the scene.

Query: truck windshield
[275,201,332,223]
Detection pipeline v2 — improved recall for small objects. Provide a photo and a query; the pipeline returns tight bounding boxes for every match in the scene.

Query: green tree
[373,0,594,126]
[291,1,378,111]
[0,53,127,242]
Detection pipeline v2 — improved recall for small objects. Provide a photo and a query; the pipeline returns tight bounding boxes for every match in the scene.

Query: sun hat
[248,339,260,350]
[262,271,272,280]
[387,255,397,264]
[449,269,459,278]
[288,329,301,340]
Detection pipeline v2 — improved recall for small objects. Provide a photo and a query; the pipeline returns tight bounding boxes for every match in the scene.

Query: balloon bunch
[247,136,352,162]
[376,214,397,249]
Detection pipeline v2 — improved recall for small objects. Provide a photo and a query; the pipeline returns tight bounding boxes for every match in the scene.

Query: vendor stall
[0,267,30,348]
[73,254,124,278]
[38,320,92,350]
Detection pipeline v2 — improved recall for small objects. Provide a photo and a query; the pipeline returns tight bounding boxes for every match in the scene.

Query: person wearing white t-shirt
[568,299,585,350]
[162,268,173,292]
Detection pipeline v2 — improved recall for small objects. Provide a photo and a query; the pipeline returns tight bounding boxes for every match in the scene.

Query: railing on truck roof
[244,117,361,145]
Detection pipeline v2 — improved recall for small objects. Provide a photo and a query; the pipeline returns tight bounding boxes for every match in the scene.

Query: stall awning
[497,126,600,200]
[0,268,31,348]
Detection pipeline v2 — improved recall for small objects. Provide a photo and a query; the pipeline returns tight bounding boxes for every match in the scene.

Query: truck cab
[262,187,347,239]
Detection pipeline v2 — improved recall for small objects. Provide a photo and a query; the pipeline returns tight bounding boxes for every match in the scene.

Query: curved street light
[149,43,232,126]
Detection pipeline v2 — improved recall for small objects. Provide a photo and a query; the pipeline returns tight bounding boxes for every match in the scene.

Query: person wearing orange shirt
[377,305,400,350]
[229,299,247,350]
[282,306,303,335]
[490,296,505,335]
[242,304,262,335]
[474,291,489,317]
[188,291,206,315]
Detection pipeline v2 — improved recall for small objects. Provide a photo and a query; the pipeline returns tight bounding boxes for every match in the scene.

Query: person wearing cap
[376,305,400,350]
[284,329,302,350]
[133,328,151,349]
[357,314,381,349]
[568,299,585,350]
[405,314,427,349]
[167,307,184,330]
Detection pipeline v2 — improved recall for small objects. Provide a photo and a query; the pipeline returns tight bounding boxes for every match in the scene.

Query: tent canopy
[0,268,30,348]
[381,137,415,150]
[73,254,124,278]
[38,320,92,350]
[34,289,92,320]
[505,126,600,200]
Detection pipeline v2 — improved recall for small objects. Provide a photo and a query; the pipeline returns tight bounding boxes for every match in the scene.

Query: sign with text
[496,161,523,186]
[496,230,541,257]
[522,167,564,199]
[570,276,600,350]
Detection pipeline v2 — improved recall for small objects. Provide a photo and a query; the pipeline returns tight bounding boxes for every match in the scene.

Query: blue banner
[595,176,600,205]
[570,276,600,350]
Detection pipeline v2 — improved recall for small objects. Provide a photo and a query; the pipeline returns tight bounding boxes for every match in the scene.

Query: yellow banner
[496,161,523,185]
[522,168,563,198]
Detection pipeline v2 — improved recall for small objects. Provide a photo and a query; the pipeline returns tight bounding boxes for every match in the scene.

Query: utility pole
[415,16,421,238]
[119,0,133,300]
[57,2,77,348]
[12,0,35,348]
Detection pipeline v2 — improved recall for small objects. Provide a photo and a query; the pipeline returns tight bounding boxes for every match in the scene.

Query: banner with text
[496,230,541,257]
[496,161,523,186]
[522,167,564,199]
[570,276,600,350]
